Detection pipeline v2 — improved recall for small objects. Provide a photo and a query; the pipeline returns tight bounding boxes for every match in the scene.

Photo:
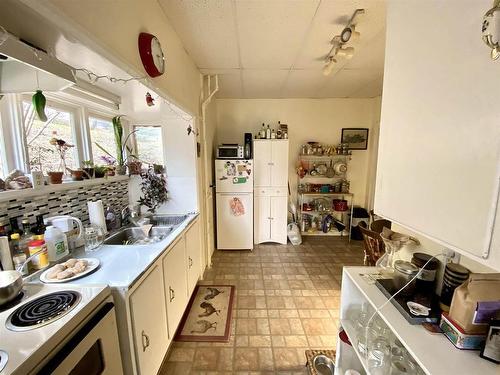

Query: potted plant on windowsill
[95,115,137,176]
[47,132,74,184]
[94,165,108,178]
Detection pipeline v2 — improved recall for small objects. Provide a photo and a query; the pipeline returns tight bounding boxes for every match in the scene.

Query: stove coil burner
[6,291,81,331]
[0,350,8,373]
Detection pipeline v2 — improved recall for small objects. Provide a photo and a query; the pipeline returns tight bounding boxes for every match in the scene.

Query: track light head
[322,57,337,76]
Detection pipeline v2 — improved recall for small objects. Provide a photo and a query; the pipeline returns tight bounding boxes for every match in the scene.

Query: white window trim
[131,124,165,166]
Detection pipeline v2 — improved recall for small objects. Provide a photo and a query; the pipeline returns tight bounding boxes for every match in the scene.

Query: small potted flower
[48,132,74,184]
[94,165,108,178]
[100,155,116,176]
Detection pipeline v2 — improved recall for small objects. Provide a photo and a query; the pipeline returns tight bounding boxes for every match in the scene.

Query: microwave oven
[217,144,244,159]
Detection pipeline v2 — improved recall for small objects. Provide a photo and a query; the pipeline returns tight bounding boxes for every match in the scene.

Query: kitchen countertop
[27,213,198,289]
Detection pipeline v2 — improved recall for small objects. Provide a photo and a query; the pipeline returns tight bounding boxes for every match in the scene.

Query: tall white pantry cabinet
[253,139,289,245]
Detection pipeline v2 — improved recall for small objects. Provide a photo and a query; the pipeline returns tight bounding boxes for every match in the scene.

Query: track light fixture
[322,9,364,76]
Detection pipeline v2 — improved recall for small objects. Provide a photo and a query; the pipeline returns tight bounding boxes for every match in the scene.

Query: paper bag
[449,273,500,334]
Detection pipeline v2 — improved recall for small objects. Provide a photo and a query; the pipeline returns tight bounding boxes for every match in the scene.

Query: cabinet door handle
[141,330,150,352]
[169,286,175,302]
[188,256,193,268]
[268,217,274,220]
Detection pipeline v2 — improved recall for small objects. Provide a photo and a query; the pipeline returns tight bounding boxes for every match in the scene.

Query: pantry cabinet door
[270,196,288,244]
[254,195,271,243]
[253,140,271,187]
[271,140,289,187]
[186,219,201,296]
[163,237,188,339]
[129,264,169,375]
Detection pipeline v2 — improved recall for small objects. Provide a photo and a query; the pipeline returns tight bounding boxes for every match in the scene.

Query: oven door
[37,303,123,375]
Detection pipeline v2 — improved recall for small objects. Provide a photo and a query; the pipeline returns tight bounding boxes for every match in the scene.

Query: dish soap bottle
[266,124,271,139]
[44,225,69,261]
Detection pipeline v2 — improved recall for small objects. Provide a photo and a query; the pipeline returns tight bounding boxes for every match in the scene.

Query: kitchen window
[133,126,164,165]
[22,99,79,173]
[88,116,117,164]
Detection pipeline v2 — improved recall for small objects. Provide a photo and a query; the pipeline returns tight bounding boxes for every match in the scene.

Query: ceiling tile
[158,0,240,68]
[344,29,386,71]
[317,68,381,97]
[281,69,327,98]
[241,70,289,98]
[350,76,384,97]
[235,0,320,69]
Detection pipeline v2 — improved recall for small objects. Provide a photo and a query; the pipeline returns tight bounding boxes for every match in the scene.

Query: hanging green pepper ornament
[32,90,48,121]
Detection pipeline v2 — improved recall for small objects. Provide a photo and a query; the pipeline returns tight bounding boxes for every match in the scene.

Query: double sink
[103,214,188,246]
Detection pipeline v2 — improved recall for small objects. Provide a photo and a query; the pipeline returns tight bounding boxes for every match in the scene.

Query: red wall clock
[138,32,165,77]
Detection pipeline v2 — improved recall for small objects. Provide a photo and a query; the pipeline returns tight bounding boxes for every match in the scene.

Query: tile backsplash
[0,180,129,226]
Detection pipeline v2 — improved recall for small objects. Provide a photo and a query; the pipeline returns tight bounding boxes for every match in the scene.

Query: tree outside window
[134,126,164,166]
[23,101,77,173]
[89,116,117,164]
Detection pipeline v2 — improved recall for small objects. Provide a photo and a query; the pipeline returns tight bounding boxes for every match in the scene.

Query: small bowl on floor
[312,354,335,375]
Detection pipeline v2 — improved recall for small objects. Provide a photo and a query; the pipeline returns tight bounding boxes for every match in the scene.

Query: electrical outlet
[444,248,461,263]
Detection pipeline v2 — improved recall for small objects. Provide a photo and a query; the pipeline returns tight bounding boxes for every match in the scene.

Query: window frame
[86,111,121,165]
[19,94,83,173]
[131,124,165,167]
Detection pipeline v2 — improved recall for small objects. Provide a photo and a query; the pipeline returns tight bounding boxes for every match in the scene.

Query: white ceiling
[158,0,386,99]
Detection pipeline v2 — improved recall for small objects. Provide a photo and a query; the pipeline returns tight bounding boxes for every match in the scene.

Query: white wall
[216,98,382,207]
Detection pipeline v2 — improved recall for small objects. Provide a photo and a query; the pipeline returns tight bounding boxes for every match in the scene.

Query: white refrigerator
[215,159,253,250]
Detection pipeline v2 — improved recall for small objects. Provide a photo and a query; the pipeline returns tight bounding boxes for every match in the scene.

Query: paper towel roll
[0,236,14,270]
[88,200,107,234]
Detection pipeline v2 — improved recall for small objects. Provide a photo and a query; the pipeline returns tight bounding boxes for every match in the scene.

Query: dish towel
[230,197,245,216]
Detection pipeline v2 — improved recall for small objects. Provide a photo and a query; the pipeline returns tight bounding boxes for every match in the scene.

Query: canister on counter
[411,252,440,291]
[439,263,470,312]
[28,239,49,270]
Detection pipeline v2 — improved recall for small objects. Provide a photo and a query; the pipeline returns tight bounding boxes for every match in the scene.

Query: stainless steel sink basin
[103,226,174,245]
[150,214,188,226]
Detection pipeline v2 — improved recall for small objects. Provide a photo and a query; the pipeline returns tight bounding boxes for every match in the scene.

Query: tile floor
[159,237,364,375]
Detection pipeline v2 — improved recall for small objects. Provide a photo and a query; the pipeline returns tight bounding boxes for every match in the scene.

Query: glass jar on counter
[28,239,49,270]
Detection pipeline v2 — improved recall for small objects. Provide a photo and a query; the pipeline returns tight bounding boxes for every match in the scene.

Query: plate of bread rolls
[39,258,100,283]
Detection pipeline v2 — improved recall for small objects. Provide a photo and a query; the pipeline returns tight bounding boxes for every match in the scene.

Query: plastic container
[287,223,302,245]
[43,225,69,262]
[28,239,49,270]
[411,252,440,291]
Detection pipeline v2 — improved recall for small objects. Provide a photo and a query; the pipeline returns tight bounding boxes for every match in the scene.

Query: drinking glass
[368,336,391,374]
[390,355,417,375]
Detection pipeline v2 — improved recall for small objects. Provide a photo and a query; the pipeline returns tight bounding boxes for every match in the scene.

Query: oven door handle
[141,330,150,352]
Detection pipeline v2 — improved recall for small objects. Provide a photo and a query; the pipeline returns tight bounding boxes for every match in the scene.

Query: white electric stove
[0,283,123,375]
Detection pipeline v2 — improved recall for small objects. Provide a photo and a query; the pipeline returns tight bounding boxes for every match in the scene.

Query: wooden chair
[359,225,385,266]
[370,219,392,234]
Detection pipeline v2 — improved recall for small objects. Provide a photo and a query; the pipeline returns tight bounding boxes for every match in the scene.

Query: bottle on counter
[266,125,271,139]
[27,238,49,270]
[271,129,276,139]
[0,220,8,238]
[260,123,266,139]
[10,233,27,275]
[44,225,69,262]
[20,218,32,247]
[31,214,46,236]
[8,218,22,238]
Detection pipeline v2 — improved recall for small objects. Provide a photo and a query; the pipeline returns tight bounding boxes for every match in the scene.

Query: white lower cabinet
[185,219,201,296]
[123,217,203,375]
[254,194,287,244]
[163,236,188,339]
[129,264,169,375]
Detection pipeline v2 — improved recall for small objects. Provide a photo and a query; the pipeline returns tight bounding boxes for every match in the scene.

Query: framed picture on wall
[341,128,369,150]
